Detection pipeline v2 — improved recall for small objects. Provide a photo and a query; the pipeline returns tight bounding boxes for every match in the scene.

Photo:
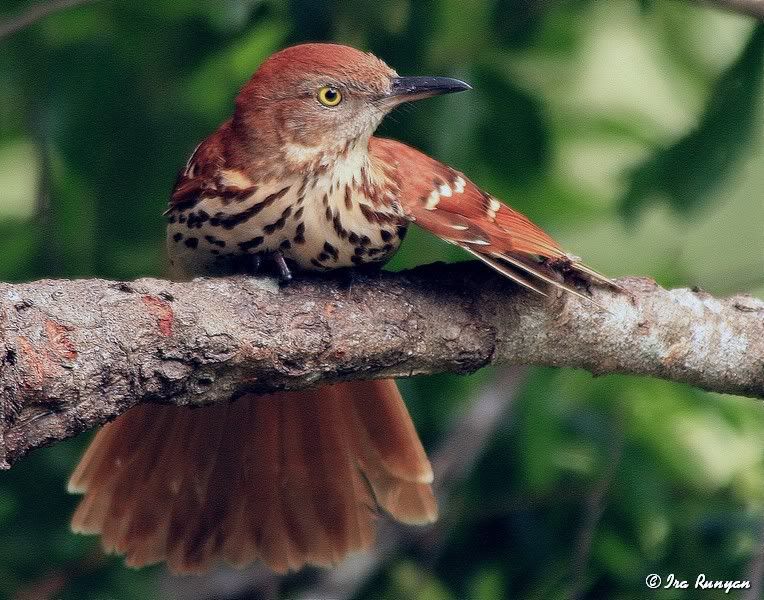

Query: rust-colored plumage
[71,43,615,574]
[70,381,435,573]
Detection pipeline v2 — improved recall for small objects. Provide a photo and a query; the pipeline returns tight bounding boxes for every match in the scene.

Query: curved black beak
[387,76,472,103]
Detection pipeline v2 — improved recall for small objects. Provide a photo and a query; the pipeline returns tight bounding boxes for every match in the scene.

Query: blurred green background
[1,0,763,598]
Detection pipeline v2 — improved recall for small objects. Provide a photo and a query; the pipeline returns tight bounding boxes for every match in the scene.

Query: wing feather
[166,119,257,215]
[371,137,616,296]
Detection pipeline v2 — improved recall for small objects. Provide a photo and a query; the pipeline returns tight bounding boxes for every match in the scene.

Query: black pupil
[325,89,338,101]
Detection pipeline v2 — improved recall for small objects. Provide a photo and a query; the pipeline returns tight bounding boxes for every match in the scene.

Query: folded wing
[370,137,615,297]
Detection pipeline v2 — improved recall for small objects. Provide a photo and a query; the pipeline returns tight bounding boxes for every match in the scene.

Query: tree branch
[0,0,102,41]
[1,262,762,469]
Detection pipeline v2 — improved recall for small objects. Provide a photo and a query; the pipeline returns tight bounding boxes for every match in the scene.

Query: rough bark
[1,262,762,469]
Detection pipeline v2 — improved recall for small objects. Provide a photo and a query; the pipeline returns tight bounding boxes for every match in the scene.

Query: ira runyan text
[664,573,751,594]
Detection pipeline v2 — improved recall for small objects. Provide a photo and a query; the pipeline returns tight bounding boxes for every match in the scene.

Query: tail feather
[219,418,260,568]
[113,406,194,566]
[344,379,434,485]
[164,401,243,572]
[343,380,438,525]
[298,387,366,562]
[279,394,337,567]
[68,379,434,574]
[208,395,264,568]
[242,394,296,573]
[70,406,177,538]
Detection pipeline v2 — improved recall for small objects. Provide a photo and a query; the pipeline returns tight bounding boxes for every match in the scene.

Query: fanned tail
[69,380,434,574]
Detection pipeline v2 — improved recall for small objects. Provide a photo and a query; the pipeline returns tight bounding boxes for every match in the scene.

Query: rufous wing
[370,137,615,298]
[166,120,258,214]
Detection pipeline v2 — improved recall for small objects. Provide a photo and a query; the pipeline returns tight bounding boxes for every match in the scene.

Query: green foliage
[621,23,764,220]
[0,0,762,598]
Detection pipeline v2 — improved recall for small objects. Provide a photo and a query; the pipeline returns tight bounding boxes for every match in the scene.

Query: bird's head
[232,43,471,167]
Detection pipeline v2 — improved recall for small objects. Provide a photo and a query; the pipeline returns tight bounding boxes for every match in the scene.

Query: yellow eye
[317,86,342,107]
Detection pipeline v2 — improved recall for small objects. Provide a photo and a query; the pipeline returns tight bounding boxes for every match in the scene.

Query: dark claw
[272,251,293,284]
[245,253,262,275]
[335,267,357,289]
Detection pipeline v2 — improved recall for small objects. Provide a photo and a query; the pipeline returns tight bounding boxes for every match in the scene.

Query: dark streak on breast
[294,222,306,244]
[323,241,339,260]
[217,183,258,205]
[263,206,292,235]
[204,235,226,248]
[211,186,291,230]
[297,176,309,197]
[360,204,399,225]
[332,213,347,239]
[238,236,264,251]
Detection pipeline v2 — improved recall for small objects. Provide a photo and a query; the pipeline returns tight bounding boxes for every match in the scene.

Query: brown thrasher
[68,43,612,574]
